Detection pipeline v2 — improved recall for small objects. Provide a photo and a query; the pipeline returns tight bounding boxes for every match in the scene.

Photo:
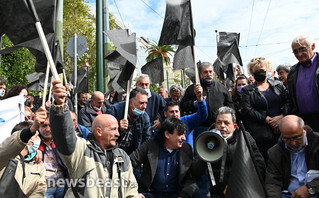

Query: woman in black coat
[241,57,290,160]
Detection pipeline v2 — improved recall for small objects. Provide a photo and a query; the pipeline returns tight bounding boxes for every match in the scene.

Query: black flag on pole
[70,67,89,93]
[141,57,164,84]
[214,32,242,81]
[173,45,194,70]
[225,129,267,198]
[104,29,137,91]
[0,0,62,73]
[158,0,194,46]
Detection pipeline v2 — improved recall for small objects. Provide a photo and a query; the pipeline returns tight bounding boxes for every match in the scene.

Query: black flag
[158,0,194,46]
[70,67,89,93]
[0,0,62,73]
[104,29,137,91]
[225,130,267,198]
[141,57,164,84]
[105,50,134,92]
[173,45,194,70]
[217,32,242,66]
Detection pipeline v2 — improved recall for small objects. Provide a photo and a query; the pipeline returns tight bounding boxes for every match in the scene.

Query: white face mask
[224,133,233,140]
[93,106,102,111]
[145,89,151,98]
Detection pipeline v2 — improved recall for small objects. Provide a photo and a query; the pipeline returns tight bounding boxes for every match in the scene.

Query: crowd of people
[0,34,318,198]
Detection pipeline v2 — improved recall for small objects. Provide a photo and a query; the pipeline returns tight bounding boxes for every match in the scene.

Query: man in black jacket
[287,35,319,131]
[266,115,319,197]
[130,118,197,198]
[192,107,265,198]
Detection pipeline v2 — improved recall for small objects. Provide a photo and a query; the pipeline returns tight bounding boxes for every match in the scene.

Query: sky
[86,0,319,75]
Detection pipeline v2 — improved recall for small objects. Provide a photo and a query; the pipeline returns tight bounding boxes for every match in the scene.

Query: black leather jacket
[241,80,290,142]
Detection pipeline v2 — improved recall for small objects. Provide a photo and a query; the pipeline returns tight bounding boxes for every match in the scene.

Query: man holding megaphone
[193,107,266,198]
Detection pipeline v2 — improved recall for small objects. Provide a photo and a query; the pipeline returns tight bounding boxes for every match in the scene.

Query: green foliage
[0,35,35,87]
[145,41,175,66]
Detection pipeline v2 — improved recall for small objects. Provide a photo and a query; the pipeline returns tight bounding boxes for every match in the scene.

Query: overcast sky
[87,0,319,74]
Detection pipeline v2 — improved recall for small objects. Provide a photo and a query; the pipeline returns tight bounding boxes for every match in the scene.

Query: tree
[145,41,175,66]
[0,35,36,87]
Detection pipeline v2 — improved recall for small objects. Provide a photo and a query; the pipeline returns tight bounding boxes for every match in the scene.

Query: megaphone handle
[207,162,216,186]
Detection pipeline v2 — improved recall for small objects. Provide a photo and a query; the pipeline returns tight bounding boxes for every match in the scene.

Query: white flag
[0,95,25,143]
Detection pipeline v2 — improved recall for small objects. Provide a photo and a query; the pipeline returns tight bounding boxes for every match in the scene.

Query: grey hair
[291,35,315,48]
[215,106,236,124]
[169,84,184,96]
[136,74,151,84]
[199,62,213,74]
[276,63,292,73]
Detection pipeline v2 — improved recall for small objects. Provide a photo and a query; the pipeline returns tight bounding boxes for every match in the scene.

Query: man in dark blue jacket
[106,87,152,155]
[136,74,166,132]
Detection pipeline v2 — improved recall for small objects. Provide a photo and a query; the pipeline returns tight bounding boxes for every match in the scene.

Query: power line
[139,0,164,19]
[244,0,255,61]
[113,0,126,27]
[254,0,272,55]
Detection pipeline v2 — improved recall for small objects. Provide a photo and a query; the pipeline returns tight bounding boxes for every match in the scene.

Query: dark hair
[155,118,187,143]
[0,76,6,85]
[11,121,33,134]
[129,87,148,100]
[77,91,86,98]
[164,101,179,112]
[4,84,28,99]
[235,75,249,86]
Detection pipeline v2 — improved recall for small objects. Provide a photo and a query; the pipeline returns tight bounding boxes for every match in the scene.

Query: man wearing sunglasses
[266,115,319,197]
[287,35,319,131]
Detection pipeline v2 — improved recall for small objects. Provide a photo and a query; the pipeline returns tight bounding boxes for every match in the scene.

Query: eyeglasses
[281,134,303,142]
[292,47,308,54]
[250,57,265,62]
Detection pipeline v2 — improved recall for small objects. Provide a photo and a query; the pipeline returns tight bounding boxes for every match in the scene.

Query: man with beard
[266,115,319,197]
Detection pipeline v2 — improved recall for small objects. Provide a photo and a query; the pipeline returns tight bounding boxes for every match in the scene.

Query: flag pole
[123,68,135,120]
[26,0,60,81]
[123,80,131,120]
[189,0,199,84]
[42,62,50,107]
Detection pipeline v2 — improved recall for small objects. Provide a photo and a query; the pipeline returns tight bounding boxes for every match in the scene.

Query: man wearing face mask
[106,87,152,155]
[193,107,265,198]
[266,115,319,197]
[135,74,166,132]
[78,91,108,131]
[2,122,47,197]
[232,75,249,122]
[181,62,234,197]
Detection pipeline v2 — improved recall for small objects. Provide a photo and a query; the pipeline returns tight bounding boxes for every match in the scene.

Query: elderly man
[49,80,140,198]
[193,107,265,198]
[287,35,319,131]
[266,115,319,197]
[106,87,152,155]
[276,63,291,88]
[130,118,198,197]
[136,74,166,131]
[78,91,108,131]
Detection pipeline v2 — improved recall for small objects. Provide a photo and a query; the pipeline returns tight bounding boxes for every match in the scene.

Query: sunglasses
[292,46,308,54]
[250,57,265,62]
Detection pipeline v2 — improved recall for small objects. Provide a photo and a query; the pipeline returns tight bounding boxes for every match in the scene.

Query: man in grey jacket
[50,80,141,198]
